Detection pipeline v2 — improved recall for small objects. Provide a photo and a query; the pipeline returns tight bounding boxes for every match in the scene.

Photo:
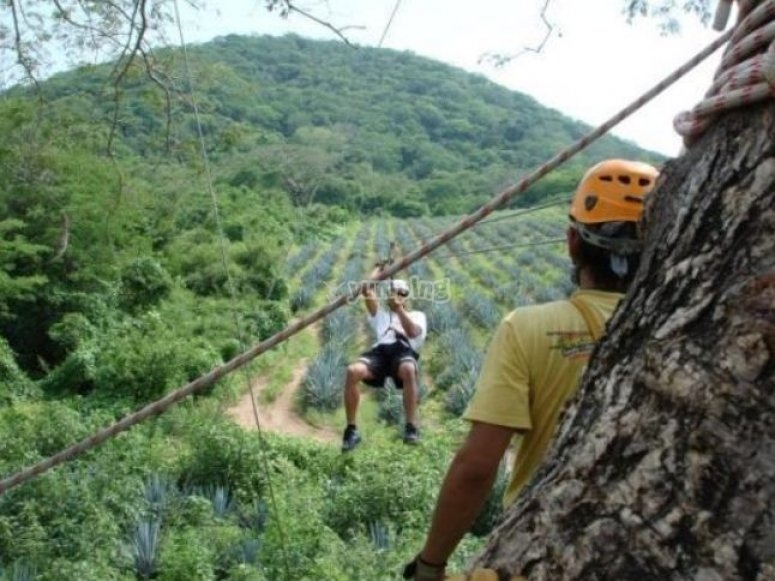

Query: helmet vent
[618,175,632,185]
[638,178,651,186]
[600,175,613,182]
[624,195,643,204]
[584,195,598,211]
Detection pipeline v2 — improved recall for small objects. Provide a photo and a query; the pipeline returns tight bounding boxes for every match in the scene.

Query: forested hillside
[19,34,661,216]
[1,32,665,579]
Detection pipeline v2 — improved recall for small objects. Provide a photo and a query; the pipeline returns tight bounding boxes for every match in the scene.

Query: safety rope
[0,21,733,497]
[675,0,775,144]
[171,3,294,578]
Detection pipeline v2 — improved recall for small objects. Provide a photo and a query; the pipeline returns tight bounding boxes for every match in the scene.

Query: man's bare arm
[364,266,382,317]
[392,302,421,337]
[419,421,516,565]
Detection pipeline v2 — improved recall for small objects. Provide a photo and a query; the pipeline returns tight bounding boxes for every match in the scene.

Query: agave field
[281,205,573,433]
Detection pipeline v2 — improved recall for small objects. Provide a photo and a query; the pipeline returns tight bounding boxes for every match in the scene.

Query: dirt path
[227,358,339,444]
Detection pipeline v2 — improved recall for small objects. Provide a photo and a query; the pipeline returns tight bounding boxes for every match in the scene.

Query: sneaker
[341,426,362,452]
[403,423,420,445]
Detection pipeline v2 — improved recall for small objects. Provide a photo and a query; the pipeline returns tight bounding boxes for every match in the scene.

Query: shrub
[245,300,289,340]
[322,440,449,539]
[157,526,217,580]
[47,312,95,352]
[0,337,38,402]
[177,420,272,502]
[119,257,172,312]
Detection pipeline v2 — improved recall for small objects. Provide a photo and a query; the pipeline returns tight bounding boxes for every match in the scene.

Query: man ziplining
[340,264,428,451]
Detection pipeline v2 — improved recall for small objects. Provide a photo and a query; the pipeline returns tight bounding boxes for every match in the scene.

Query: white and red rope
[675,0,775,144]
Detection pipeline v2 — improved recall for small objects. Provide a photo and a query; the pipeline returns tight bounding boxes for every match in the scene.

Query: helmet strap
[573,223,642,255]
[609,253,630,278]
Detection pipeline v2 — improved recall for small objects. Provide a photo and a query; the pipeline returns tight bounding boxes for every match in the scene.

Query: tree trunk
[472,103,775,580]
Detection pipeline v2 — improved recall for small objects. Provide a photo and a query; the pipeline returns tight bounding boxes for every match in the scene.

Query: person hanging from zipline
[341,263,428,451]
[403,159,659,580]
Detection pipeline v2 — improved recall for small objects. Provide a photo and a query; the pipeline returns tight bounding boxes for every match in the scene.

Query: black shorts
[357,341,419,389]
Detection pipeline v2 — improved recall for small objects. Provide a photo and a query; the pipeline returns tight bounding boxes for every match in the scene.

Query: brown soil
[226,358,339,444]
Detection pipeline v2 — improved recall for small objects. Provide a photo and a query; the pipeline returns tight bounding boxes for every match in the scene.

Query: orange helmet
[569,159,659,224]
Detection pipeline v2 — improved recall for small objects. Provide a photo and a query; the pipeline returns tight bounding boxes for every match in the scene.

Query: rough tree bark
[472,103,775,580]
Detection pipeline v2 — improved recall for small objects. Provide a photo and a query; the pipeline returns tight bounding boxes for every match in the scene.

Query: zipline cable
[476,196,570,226]
[171,2,293,578]
[432,237,565,260]
[0,22,734,496]
[421,196,571,243]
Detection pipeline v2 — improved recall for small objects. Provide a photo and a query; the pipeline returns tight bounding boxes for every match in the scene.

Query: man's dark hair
[573,222,641,293]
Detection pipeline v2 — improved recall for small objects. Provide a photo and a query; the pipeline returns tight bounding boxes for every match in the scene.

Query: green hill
[24,33,662,216]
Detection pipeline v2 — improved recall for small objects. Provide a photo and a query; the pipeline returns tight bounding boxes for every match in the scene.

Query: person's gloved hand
[402,555,446,580]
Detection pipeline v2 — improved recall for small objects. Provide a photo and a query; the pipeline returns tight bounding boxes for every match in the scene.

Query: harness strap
[569,295,606,342]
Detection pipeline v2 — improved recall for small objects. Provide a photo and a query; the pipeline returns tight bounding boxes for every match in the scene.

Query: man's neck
[577,268,597,290]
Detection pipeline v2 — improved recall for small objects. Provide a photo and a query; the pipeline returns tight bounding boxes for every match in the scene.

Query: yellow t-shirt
[463,289,623,506]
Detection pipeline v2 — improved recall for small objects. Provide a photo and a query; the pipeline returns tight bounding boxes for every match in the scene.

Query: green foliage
[0,219,49,317]
[157,526,219,580]
[245,300,290,340]
[43,312,220,401]
[0,337,38,403]
[178,420,273,501]
[119,256,173,312]
[322,441,449,539]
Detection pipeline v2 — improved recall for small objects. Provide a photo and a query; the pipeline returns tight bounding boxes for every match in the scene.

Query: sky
[173,0,730,157]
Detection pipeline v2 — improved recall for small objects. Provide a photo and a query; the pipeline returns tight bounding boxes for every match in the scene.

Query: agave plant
[376,381,404,426]
[232,538,262,565]
[434,330,482,394]
[285,242,319,274]
[130,519,161,580]
[143,472,175,519]
[368,520,391,551]
[444,364,481,417]
[237,499,269,534]
[321,308,356,345]
[462,291,502,329]
[0,561,37,581]
[301,345,346,411]
[426,302,462,335]
[210,485,231,518]
[290,285,313,313]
